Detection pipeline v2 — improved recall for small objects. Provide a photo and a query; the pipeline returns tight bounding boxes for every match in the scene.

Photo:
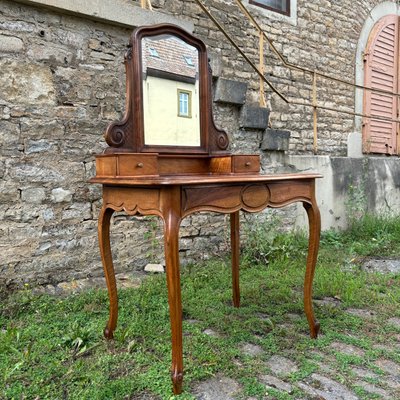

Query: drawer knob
[137,162,144,168]
[245,162,251,167]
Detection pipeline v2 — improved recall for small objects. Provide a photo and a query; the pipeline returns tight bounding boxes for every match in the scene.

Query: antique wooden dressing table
[90,24,322,395]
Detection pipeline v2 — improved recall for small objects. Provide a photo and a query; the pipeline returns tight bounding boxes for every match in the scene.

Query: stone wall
[0,0,234,288]
[0,0,396,288]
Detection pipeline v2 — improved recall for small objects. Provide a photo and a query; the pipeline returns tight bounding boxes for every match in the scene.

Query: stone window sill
[243,0,297,26]
[12,0,193,31]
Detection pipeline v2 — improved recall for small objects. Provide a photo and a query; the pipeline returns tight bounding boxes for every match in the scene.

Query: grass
[1,214,400,399]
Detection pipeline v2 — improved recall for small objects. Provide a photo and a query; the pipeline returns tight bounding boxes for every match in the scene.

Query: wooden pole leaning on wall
[140,0,153,10]
[259,31,266,107]
[312,71,318,154]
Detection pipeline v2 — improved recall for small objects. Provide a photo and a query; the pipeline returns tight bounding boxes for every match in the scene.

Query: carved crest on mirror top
[104,23,229,155]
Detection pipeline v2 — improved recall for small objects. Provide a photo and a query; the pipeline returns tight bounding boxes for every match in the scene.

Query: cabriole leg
[303,201,321,338]
[98,206,118,339]
[163,211,183,394]
[231,211,240,307]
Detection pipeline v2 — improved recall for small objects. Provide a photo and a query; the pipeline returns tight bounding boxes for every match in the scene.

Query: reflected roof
[142,35,198,80]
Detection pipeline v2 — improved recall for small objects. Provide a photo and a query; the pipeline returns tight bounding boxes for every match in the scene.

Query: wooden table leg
[303,201,321,338]
[98,206,118,339]
[231,211,240,307]
[163,210,183,394]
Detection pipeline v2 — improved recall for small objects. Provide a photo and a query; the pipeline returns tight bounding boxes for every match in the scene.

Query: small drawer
[232,155,260,173]
[117,154,159,177]
[96,155,116,177]
[209,156,232,174]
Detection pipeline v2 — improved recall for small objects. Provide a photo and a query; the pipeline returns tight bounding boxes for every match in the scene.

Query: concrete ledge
[13,0,194,31]
[214,78,247,105]
[240,105,269,129]
[286,155,400,230]
[261,129,290,151]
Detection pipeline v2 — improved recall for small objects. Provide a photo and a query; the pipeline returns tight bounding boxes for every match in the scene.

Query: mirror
[142,34,201,147]
[104,24,229,155]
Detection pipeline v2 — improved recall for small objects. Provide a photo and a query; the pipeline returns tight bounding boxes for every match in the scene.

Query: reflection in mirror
[142,34,201,147]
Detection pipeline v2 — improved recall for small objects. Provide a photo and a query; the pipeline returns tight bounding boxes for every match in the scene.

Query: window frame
[177,89,192,118]
[249,0,290,16]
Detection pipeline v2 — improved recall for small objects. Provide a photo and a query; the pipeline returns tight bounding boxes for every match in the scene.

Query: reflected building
[142,35,200,146]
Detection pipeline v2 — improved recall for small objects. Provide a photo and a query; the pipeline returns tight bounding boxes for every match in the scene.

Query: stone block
[90,50,115,61]
[261,129,291,151]
[21,188,46,203]
[55,30,86,48]
[24,139,56,154]
[214,78,247,105]
[0,61,56,105]
[21,119,65,139]
[0,121,21,154]
[0,183,20,203]
[41,208,55,222]
[27,44,74,65]
[192,376,240,400]
[11,164,65,183]
[260,375,293,393]
[4,204,43,223]
[144,263,164,273]
[61,202,91,221]
[51,188,73,203]
[0,34,24,52]
[240,105,270,130]
[209,51,223,77]
[0,20,35,32]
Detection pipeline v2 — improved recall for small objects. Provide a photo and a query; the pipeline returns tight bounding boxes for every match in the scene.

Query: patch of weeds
[143,216,163,262]
[62,320,99,358]
[345,175,367,228]
[240,377,266,397]
[363,376,382,385]
[0,326,32,382]
[343,213,400,257]
[334,353,365,369]
[264,387,293,400]
[289,358,318,381]
[320,228,343,248]
[353,385,382,400]
[241,214,307,266]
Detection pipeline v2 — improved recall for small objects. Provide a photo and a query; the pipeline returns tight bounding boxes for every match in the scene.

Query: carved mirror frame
[104,23,229,155]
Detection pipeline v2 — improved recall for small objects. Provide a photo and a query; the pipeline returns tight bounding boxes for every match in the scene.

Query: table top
[89,173,322,186]
[90,172,322,187]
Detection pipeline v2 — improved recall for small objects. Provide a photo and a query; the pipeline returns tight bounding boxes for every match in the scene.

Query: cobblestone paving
[187,258,400,399]
[31,259,400,399]
[189,331,400,399]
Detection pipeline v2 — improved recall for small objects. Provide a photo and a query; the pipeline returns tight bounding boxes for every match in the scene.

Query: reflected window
[178,90,191,117]
[149,47,159,57]
[184,56,195,66]
[249,0,290,15]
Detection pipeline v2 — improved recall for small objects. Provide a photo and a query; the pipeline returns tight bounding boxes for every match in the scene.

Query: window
[183,56,194,67]
[178,90,191,117]
[249,0,290,16]
[149,47,159,57]
[363,15,399,155]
